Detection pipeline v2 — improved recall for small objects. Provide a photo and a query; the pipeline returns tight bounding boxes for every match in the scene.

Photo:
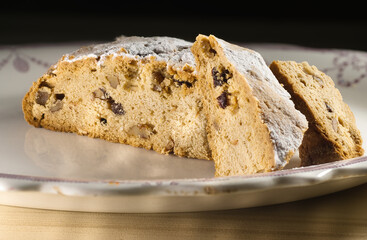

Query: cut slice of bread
[270,60,364,166]
[22,36,212,160]
[192,35,308,176]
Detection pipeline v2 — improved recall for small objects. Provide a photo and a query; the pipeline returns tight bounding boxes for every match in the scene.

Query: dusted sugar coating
[270,60,364,166]
[23,36,211,160]
[192,35,308,176]
[68,36,196,70]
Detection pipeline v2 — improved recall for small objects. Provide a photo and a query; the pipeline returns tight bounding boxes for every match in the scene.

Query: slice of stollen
[192,34,308,176]
[270,60,364,166]
[22,36,211,160]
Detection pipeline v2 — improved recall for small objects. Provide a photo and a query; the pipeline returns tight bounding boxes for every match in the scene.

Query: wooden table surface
[1,183,367,240]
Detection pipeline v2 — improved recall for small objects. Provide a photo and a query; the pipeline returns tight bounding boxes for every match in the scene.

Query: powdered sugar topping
[63,36,195,70]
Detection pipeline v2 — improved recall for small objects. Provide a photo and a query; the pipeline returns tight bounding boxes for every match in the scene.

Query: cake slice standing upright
[270,60,364,166]
[192,35,308,176]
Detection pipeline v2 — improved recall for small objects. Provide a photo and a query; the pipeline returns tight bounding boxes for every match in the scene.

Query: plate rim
[1,156,366,189]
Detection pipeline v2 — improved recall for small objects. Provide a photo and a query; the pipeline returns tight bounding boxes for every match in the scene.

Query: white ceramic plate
[0,42,366,213]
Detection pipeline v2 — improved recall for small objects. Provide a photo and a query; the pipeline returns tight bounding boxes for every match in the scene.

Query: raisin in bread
[192,35,308,176]
[23,36,211,160]
[270,60,364,166]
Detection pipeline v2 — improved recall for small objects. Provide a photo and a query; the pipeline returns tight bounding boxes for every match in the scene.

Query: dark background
[2,1,367,51]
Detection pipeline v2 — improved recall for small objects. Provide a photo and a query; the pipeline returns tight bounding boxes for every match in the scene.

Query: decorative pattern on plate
[322,50,367,87]
[0,47,52,73]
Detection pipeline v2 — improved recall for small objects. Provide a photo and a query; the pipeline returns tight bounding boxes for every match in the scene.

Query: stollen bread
[23,36,211,160]
[270,60,364,166]
[191,35,308,176]
[23,35,311,177]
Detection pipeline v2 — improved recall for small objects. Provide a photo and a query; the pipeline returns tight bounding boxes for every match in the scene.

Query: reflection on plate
[24,127,215,180]
[0,42,366,213]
